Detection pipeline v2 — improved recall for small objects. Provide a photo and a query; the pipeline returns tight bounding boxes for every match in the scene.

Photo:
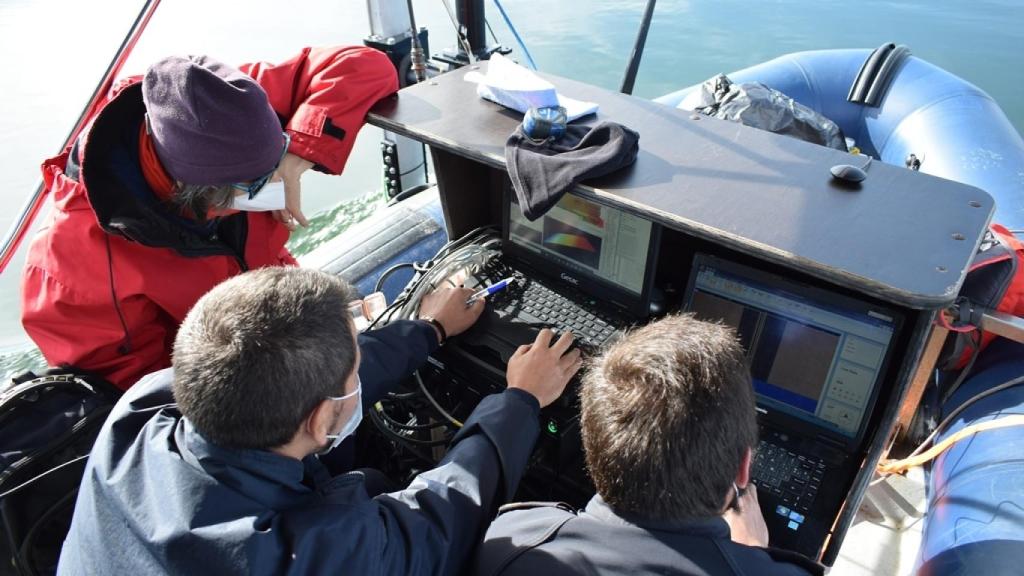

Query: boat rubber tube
[654,49,1024,229]
[298,189,448,301]
[918,340,1024,575]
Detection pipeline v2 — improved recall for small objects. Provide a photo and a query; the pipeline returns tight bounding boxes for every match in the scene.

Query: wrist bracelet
[421,316,447,346]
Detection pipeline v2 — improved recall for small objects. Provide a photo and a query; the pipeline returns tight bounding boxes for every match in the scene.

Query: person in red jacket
[21,46,398,390]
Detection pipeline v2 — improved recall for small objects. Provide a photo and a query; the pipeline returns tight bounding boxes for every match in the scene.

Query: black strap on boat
[847,43,893,104]
[848,42,911,107]
[864,44,911,106]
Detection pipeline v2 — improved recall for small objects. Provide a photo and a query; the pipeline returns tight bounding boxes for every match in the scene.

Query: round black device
[830,163,868,183]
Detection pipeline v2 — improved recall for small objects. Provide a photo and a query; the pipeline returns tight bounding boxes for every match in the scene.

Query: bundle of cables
[364,227,502,462]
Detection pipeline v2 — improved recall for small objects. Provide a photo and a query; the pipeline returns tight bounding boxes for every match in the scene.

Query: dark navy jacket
[475,495,823,576]
[58,321,540,575]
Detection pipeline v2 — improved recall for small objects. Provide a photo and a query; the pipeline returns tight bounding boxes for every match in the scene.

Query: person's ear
[305,399,336,445]
[735,446,753,488]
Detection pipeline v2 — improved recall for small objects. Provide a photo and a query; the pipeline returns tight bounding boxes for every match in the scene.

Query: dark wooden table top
[368,62,994,308]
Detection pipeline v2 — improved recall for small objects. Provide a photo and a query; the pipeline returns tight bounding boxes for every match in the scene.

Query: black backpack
[0,369,121,576]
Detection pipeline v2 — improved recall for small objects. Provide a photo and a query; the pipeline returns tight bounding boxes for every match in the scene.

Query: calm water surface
[1,0,1021,370]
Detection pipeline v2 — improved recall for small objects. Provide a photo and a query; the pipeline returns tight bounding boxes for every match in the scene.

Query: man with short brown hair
[59,267,582,575]
[475,314,821,576]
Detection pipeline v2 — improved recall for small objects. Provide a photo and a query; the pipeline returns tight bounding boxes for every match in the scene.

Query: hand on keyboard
[505,319,595,359]
[506,329,583,408]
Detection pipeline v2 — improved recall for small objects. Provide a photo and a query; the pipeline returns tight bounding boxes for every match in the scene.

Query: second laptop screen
[687,258,897,438]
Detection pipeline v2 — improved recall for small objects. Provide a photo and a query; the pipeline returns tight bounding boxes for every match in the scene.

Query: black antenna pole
[456,0,487,59]
[620,0,657,95]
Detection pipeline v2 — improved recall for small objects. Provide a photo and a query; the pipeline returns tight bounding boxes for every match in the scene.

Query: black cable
[368,407,452,447]
[940,330,983,405]
[104,235,132,354]
[365,227,499,334]
[366,296,409,331]
[416,371,463,428]
[366,227,498,331]
[485,17,499,45]
[374,403,448,431]
[368,409,437,464]
[439,0,476,62]
[387,390,423,400]
[374,262,416,293]
[399,161,426,178]
[909,373,1024,459]
[388,183,436,206]
[435,226,497,257]
[938,374,1024,435]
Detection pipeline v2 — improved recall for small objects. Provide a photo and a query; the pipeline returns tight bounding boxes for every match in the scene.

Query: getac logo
[560,273,579,286]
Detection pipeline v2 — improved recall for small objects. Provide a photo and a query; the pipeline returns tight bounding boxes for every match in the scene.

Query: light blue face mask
[322,375,363,453]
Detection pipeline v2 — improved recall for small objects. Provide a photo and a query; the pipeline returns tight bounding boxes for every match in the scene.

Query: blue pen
[466,277,516,305]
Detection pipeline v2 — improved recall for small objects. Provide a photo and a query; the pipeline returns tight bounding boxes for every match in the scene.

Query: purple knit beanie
[142,55,285,185]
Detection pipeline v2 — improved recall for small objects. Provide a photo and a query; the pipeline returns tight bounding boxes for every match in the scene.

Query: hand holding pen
[466,277,516,306]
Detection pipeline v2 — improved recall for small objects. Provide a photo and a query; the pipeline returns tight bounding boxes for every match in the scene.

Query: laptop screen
[507,192,654,297]
[684,254,900,440]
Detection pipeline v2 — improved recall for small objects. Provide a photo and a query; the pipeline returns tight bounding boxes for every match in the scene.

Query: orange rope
[877,415,1024,475]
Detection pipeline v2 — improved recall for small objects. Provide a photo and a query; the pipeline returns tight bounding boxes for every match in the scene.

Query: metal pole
[980,309,1024,344]
[0,0,163,274]
[455,0,487,58]
[620,0,657,95]
[406,0,427,82]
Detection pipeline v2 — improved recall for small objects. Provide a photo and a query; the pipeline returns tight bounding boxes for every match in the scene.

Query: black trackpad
[461,308,545,364]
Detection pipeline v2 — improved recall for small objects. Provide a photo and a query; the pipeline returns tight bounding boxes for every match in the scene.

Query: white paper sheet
[463,54,598,121]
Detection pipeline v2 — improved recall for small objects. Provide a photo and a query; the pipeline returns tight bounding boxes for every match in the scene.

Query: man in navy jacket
[58,266,581,575]
[475,315,822,576]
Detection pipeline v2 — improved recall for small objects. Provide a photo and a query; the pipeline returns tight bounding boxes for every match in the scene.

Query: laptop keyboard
[752,438,826,512]
[480,261,628,350]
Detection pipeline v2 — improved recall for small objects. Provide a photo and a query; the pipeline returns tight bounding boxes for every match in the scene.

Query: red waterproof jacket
[21,46,398,390]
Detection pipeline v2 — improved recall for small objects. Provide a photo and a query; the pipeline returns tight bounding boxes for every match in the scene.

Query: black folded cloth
[505,121,640,221]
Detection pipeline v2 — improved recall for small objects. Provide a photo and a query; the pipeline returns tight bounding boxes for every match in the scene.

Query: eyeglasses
[232,132,291,199]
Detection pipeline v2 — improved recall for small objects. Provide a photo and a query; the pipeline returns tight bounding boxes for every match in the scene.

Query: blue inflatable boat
[918,339,1024,575]
[650,45,1024,575]
[654,45,1024,230]
[307,45,1024,575]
